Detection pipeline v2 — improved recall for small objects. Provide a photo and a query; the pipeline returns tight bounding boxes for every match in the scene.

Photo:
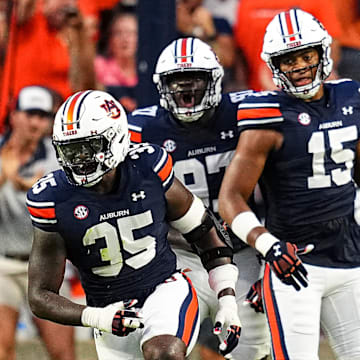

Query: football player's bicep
[219,129,281,222]
[29,228,67,294]
[225,129,279,200]
[165,177,194,222]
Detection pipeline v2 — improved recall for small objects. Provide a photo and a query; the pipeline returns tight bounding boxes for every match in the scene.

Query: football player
[26,90,241,360]
[219,8,360,360]
[127,37,270,360]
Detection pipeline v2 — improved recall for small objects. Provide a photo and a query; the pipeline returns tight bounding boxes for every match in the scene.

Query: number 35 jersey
[26,143,177,307]
[237,80,360,268]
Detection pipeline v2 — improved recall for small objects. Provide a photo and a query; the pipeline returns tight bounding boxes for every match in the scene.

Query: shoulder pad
[26,172,59,228]
[237,96,284,130]
[130,105,159,118]
[128,105,160,143]
[127,143,174,190]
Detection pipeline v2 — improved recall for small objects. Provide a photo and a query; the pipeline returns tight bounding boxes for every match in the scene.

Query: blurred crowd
[0,0,360,359]
[1,0,360,131]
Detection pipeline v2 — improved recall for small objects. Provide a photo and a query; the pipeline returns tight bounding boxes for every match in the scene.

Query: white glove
[213,295,242,358]
[81,299,144,336]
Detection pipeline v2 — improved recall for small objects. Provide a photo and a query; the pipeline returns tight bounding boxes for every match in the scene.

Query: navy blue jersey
[26,143,177,307]
[127,91,254,250]
[128,91,252,215]
[237,80,360,267]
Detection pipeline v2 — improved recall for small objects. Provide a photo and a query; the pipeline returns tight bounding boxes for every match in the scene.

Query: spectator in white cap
[15,85,55,116]
[0,85,76,360]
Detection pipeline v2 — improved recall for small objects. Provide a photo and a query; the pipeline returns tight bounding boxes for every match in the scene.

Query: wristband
[231,212,263,243]
[254,232,279,257]
[81,306,112,332]
[209,263,238,296]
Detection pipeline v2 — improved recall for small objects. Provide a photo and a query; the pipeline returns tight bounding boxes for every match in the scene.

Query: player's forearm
[191,226,233,269]
[218,191,253,235]
[29,289,85,326]
[218,168,257,228]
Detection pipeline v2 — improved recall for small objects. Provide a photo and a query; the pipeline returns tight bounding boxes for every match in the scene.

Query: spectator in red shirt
[0,0,96,132]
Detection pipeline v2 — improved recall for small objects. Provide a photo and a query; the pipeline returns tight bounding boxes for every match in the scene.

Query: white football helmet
[261,8,333,99]
[153,37,224,122]
[52,90,130,187]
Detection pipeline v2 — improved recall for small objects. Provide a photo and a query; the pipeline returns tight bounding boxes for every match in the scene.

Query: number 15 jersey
[237,80,360,268]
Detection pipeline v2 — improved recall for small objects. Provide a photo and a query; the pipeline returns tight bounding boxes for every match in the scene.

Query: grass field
[16,337,336,359]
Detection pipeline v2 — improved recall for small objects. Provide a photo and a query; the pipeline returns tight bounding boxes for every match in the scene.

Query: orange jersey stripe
[66,92,83,131]
[157,154,173,182]
[263,265,287,359]
[27,206,55,219]
[129,130,142,143]
[181,281,199,345]
[237,107,282,121]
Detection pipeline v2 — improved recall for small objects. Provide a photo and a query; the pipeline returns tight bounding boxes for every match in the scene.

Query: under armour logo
[220,130,234,140]
[273,244,282,257]
[342,106,353,115]
[131,191,146,201]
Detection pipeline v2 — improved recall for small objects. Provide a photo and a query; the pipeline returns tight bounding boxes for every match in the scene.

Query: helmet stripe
[75,90,92,126]
[285,11,296,41]
[65,91,83,131]
[292,9,302,39]
[174,37,195,64]
[278,13,286,43]
[61,94,73,131]
[279,9,301,43]
[62,90,92,131]
[181,38,187,62]
[174,39,178,63]
[189,37,194,62]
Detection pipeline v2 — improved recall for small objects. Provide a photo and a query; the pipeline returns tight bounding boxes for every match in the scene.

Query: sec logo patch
[298,112,311,126]
[74,205,89,220]
[163,139,177,153]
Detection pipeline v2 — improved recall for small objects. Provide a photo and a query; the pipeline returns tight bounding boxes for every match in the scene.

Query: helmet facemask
[261,9,333,100]
[54,136,105,186]
[52,90,130,187]
[161,70,212,122]
[53,126,129,187]
[270,46,325,100]
[153,37,224,123]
